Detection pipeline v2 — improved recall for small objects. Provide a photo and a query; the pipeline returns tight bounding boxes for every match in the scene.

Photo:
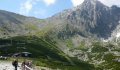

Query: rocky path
[0,61,21,70]
[0,61,60,70]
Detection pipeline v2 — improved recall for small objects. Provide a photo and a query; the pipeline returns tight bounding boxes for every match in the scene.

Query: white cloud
[19,0,34,15]
[19,0,56,15]
[42,0,56,6]
[71,0,84,7]
[71,0,120,7]
[99,0,120,7]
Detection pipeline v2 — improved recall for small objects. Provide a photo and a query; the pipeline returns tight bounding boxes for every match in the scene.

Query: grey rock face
[50,0,120,39]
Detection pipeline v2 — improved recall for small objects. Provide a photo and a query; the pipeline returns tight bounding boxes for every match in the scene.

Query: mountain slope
[49,0,120,39]
[0,10,49,38]
[0,36,94,70]
[45,1,120,69]
[1,0,120,43]
[0,0,120,44]
[0,7,94,70]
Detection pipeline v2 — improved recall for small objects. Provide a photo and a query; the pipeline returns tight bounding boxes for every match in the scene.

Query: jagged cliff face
[49,0,120,39]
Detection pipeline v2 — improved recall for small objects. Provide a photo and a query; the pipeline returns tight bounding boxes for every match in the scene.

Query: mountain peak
[83,0,96,4]
[81,0,105,7]
[79,0,107,11]
[81,0,97,8]
[52,0,120,38]
[84,0,96,2]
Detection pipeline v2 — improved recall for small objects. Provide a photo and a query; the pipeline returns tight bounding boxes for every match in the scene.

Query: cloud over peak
[43,0,56,6]
[71,0,120,7]
[99,0,120,7]
[19,0,34,15]
[71,0,84,7]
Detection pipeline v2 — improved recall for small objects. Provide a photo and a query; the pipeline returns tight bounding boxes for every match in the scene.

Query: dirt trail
[0,61,60,70]
[0,61,21,70]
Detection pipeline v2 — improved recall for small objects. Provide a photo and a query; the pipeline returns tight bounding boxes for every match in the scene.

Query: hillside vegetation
[0,36,94,70]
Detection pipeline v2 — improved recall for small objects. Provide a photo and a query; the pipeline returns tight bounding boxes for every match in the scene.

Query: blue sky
[0,0,120,18]
[0,0,73,18]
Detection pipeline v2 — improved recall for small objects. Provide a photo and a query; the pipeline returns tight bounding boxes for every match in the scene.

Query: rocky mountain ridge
[49,0,120,39]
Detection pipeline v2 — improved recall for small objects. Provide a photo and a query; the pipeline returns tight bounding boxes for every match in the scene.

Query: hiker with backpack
[21,60,26,70]
[12,59,18,70]
[21,60,33,70]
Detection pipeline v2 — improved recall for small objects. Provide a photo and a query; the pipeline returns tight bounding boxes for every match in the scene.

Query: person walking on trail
[21,60,26,70]
[12,59,18,70]
[21,60,33,70]
[28,60,32,68]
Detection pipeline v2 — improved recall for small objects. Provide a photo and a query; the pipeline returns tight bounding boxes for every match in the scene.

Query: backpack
[12,61,15,66]
[12,61,17,66]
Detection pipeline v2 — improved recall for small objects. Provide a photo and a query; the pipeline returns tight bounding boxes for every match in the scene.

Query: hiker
[21,60,33,70]
[28,61,32,68]
[12,59,18,70]
[21,60,26,70]
[26,60,32,70]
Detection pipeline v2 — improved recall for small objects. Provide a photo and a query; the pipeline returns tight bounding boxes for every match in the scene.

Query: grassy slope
[0,36,94,70]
